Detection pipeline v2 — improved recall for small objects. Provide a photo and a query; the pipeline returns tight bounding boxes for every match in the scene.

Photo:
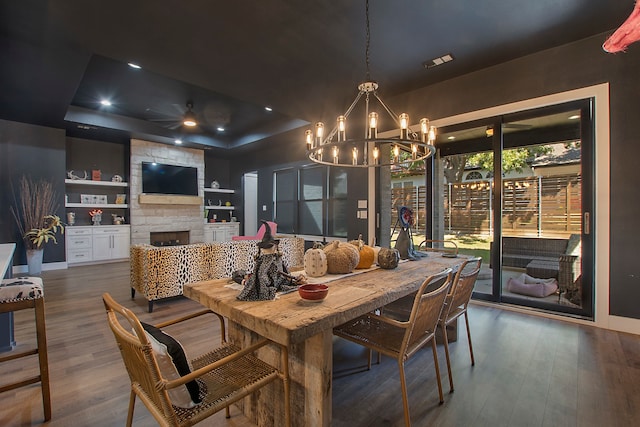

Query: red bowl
[298,284,329,301]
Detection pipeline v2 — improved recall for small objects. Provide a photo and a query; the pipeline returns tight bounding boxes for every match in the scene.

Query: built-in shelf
[65,179,128,187]
[205,205,235,210]
[66,203,128,208]
[204,188,234,194]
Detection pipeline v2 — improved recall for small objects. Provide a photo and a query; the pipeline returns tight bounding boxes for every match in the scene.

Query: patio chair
[102,293,290,427]
[333,269,452,427]
[438,257,482,392]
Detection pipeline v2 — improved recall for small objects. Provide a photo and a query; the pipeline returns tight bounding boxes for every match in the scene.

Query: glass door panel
[436,123,495,297]
[500,109,587,314]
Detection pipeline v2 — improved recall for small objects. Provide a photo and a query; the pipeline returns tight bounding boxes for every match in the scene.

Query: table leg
[228,321,333,427]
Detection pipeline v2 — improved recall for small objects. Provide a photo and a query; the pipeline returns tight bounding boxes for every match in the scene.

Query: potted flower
[10,176,65,275]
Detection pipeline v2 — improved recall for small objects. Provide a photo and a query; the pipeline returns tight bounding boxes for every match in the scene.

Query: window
[274,169,296,233]
[465,171,483,181]
[274,165,349,238]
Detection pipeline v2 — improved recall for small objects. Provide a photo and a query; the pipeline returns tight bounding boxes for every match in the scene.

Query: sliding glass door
[433,100,593,318]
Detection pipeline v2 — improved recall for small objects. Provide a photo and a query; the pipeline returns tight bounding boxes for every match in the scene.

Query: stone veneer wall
[130,139,205,245]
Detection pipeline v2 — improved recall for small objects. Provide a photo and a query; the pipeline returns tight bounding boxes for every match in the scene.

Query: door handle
[584,212,590,235]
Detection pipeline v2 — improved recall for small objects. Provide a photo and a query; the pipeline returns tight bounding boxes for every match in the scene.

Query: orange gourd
[349,234,374,269]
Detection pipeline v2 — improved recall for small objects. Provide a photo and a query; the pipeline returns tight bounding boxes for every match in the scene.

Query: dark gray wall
[1,119,66,265]
[391,33,639,320]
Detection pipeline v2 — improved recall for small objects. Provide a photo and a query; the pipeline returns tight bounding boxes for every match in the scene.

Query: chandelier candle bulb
[315,122,324,147]
[337,115,346,141]
[412,143,418,160]
[305,130,313,150]
[316,148,323,162]
[429,125,437,142]
[368,112,378,138]
[373,146,380,164]
[393,145,400,163]
[333,146,339,164]
[352,147,358,165]
[420,118,429,142]
[399,113,409,139]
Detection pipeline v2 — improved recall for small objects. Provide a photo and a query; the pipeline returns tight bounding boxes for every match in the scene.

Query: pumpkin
[348,234,375,269]
[304,242,328,277]
[377,248,400,269]
[323,240,360,274]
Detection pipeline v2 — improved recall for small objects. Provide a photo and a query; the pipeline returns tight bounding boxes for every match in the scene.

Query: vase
[26,249,44,275]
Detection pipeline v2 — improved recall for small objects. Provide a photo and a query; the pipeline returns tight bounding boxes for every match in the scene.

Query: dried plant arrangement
[10,175,64,250]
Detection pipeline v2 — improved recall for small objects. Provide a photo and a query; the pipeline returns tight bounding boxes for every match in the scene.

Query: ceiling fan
[146,100,199,130]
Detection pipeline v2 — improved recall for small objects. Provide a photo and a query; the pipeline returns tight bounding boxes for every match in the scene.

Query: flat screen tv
[141,162,198,196]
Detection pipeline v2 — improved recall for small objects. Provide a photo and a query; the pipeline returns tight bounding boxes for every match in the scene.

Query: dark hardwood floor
[1,261,639,426]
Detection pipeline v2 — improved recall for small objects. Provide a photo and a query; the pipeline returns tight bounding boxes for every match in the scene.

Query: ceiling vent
[423,53,454,69]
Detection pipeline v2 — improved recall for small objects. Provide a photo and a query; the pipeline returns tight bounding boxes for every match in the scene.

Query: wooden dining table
[184,253,468,427]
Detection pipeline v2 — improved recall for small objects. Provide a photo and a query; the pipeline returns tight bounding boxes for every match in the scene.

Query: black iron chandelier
[305,0,436,168]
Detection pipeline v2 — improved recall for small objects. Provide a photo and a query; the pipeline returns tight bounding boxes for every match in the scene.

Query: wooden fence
[391,174,581,237]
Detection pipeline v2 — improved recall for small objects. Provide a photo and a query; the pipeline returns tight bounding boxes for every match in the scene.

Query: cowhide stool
[0,276,51,421]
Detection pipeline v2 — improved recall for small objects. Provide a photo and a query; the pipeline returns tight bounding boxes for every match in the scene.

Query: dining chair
[439,257,482,392]
[382,257,483,393]
[102,293,290,427]
[333,269,453,427]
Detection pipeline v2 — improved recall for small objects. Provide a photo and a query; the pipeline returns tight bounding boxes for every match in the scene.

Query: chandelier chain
[365,0,371,82]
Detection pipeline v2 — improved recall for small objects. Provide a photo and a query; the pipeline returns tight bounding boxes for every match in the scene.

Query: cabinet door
[204,228,214,243]
[111,232,130,259]
[92,234,112,260]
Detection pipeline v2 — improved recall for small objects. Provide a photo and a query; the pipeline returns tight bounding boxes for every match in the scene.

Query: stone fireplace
[129,139,206,245]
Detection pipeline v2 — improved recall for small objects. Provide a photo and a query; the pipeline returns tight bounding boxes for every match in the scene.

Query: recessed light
[100,99,112,106]
[217,127,225,132]
[175,139,182,144]
[128,62,141,69]
[265,106,273,112]
[568,115,580,120]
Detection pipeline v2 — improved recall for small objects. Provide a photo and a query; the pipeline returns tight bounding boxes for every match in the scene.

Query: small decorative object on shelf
[89,209,103,226]
[211,180,220,189]
[111,174,123,182]
[225,201,232,207]
[92,169,101,181]
[67,170,88,180]
[67,212,76,226]
[115,193,126,204]
[112,214,125,225]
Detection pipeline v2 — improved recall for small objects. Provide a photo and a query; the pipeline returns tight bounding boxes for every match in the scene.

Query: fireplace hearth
[150,231,190,247]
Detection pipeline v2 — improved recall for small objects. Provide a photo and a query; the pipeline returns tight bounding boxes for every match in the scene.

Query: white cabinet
[204,223,240,243]
[66,227,93,264]
[66,225,130,265]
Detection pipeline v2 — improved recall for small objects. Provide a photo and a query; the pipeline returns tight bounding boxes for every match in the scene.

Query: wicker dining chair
[333,269,452,427]
[438,257,482,392]
[102,293,290,427]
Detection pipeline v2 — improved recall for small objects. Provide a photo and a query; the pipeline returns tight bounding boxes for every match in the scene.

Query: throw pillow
[140,322,201,408]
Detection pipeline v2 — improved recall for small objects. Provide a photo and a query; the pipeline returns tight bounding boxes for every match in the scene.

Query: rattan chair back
[103,293,291,427]
[103,293,180,425]
[442,257,482,322]
[402,270,453,356]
